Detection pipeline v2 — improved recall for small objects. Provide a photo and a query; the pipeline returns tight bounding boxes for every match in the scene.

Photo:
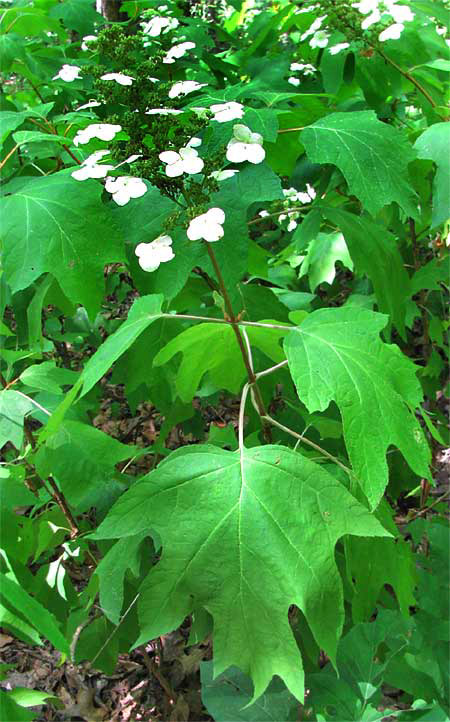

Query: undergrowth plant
[0,0,449,720]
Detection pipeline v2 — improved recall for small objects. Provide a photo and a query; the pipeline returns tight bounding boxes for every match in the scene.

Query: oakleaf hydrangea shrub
[0,0,448,720]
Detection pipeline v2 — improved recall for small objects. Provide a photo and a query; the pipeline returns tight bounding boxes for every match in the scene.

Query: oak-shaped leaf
[301,111,417,216]
[94,444,388,703]
[0,170,125,317]
[283,307,430,508]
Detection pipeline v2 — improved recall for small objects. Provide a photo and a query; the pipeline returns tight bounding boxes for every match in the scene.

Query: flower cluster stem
[204,242,272,442]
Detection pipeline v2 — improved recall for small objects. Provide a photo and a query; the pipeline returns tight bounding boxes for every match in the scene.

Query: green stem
[204,242,272,442]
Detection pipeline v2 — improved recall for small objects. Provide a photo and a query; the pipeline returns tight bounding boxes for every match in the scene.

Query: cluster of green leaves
[0,0,448,720]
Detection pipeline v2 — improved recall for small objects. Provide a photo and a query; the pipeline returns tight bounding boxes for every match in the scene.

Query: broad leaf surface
[0,171,125,316]
[301,111,417,216]
[283,308,430,507]
[94,444,388,702]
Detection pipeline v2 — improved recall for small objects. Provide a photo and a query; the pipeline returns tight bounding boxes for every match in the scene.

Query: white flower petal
[206,207,225,225]
[159,150,180,164]
[246,143,266,164]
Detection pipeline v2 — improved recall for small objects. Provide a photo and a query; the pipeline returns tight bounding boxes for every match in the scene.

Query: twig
[0,144,19,172]
[255,360,289,379]
[261,412,354,477]
[376,47,437,108]
[91,593,140,666]
[140,647,176,703]
[408,490,450,521]
[277,126,305,133]
[46,477,79,538]
[160,313,291,331]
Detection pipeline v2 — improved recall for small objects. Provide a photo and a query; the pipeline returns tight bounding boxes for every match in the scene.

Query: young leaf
[94,444,389,703]
[301,111,417,216]
[298,232,353,291]
[283,307,430,508]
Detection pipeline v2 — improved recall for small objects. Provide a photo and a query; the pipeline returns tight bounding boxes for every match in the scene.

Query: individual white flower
[329,42,350,54]
[379,22,404,40]
[187,208,225,242]
[300,15,326,41]
[352,0,378,14]
[100,72,135,86]
[163,41,195,63]
[210,101,244,123]
[73,123,122,146]
[168,80,207,98]
[75,100,102,111]
[361,9,381,28]
[226,124,265,164]
[287,219,298,232]
[135,235,174,272]
[141,16,179,36]
[389,3,414,23]
[209,169,239,181]
[145,108,183,115]
[288,76,301,87]
[159,147,204,177]
[53,64,82,82]
[81,35,97,51]
[71,150,114,181]
[105,176,147,206]
[259,210,270,218]
[310,30,329,48]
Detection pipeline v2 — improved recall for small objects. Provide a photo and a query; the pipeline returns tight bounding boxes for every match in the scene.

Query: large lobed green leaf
[283,307,430,508]
[301,111,417,216]
[0,171,125,317]
[94,444,388,703]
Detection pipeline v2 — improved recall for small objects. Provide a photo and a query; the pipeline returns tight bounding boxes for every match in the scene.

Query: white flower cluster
[259,185,317,232]
[353,0,414,40]
[301,16,329,48]
[288,62,317,86]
